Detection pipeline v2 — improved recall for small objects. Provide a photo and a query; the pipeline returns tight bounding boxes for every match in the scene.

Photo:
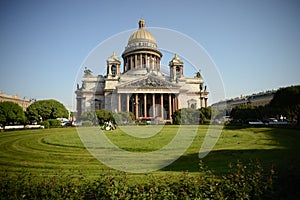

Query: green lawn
[0,125,299,179]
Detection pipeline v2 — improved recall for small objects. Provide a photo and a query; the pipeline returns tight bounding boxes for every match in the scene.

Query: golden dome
[171,54,183,63]
[122,19,162,58]
[127,18,157,47]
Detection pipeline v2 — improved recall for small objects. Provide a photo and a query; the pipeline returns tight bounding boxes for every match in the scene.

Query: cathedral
[75,19,208,123]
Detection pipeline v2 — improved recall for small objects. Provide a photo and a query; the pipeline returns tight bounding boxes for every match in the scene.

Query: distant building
[75,19,209,123]
[212,90,276,114]
[0,93,31,111]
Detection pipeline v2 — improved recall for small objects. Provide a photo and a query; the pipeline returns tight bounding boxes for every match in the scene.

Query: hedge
[0,160,275,199]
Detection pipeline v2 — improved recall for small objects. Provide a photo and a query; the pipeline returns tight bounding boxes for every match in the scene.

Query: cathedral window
[176,66,181,77]
[111,65,116,76]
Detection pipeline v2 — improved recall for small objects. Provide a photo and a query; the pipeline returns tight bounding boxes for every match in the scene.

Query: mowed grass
[0,125,299,180]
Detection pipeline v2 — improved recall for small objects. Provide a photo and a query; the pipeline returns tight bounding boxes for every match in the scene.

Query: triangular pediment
[117,75,180,89]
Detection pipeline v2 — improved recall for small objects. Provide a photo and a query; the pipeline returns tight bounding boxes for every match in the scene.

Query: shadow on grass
[164,127,300,171]
[162,127,300,199]
[162,149,294,173]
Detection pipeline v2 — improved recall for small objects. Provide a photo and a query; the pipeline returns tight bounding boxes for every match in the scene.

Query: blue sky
[0,0,299,110]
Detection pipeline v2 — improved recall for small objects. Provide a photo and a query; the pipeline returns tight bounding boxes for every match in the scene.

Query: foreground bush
[43,119,61,128]
[0,160,275,199]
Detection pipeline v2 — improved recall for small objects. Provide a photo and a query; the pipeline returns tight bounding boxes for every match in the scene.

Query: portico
[116,92,179,123]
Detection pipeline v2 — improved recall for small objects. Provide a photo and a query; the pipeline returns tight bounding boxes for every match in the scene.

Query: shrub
[172,108,205,124]
[82,120,93,127]
[0,160,275,199]
[95,109,112,125]
[40,120,50,128]
[112,111,135,125]
[44,119,61,128]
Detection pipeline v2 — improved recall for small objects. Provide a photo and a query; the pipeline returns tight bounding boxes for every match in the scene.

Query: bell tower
[169,54,184,81]
[106,52,121,78]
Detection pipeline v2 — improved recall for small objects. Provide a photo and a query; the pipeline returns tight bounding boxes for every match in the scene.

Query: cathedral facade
[75,19,208,123]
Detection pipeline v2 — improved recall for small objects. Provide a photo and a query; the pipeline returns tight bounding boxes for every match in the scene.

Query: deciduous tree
[230,104,262,122]
[270,85,300,124]
[26,99,68,122]
[0,101,26,126]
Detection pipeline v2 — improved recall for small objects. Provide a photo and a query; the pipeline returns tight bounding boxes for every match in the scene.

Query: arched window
[111,65,116,76]
[188,99,197,109]
[176,66,181,77]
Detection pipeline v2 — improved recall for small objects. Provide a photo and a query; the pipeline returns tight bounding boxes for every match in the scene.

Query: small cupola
[169,54,184,81]
[106,52,121,78]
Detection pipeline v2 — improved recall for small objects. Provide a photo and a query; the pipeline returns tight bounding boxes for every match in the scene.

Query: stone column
[173,95,177,111]
[172,95,175,112]
[107,64,111,75]
[181,66,183,77]
[144,94,147,117]
[152,94,155,118]
[126,94,129,112]
[130,56,133,70]
[150,55,153,70]
[125,58,128,72]
[134,54,137,69]
[160,94,164,119]
[177,95,180,109]
[200,97,203,108]
[158,57,161,70]
[135,94,138,120]
[168,94,172,120]
[140,53,142,68]
[147,54,150,68]
[117,94,121,112]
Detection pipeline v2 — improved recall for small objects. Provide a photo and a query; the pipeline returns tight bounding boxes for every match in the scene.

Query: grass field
[1,125,300,198]
[1,125,299,179]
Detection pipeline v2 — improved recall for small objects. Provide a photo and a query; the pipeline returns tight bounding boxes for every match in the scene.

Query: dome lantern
[138,18,145,28]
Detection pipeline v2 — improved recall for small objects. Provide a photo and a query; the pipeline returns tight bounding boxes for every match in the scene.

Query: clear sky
[0,0,299,110]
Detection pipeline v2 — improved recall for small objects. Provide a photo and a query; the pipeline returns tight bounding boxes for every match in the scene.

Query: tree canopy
[0,101,26,126]
[172,108,206,125]
[270,85,300,124]
[26,99,68,122]
[230,104,262,122]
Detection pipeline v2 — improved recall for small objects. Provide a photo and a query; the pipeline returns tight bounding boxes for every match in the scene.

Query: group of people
[100,121,116,130]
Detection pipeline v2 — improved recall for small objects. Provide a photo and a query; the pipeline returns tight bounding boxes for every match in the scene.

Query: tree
[200,107,211,120]
[26,99,68,122]
[112,111,135,125]
[0,101,26,127]
[172,108,204,125]
[270,85,300,124]
[79,111,97,124]
[230,104,262,122]
[95,110,113,125]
